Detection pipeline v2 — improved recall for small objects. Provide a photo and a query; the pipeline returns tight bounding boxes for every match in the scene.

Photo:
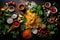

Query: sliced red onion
[45,2,51,8]
[50,7,58,13]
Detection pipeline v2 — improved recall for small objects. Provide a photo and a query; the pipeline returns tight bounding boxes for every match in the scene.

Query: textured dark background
[0,0,60,7]
[0,0,60,40]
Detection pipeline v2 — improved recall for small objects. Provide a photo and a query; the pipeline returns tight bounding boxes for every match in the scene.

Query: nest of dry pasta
[24,10,42,29]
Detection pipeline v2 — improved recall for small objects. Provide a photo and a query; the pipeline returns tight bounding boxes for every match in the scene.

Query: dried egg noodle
[24,10,42,29]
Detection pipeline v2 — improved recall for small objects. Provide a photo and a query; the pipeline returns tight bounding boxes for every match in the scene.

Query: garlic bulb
[11,14,17,19]
[7,18,13,24]
[27,1,37,9]
[32,28,38,34]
